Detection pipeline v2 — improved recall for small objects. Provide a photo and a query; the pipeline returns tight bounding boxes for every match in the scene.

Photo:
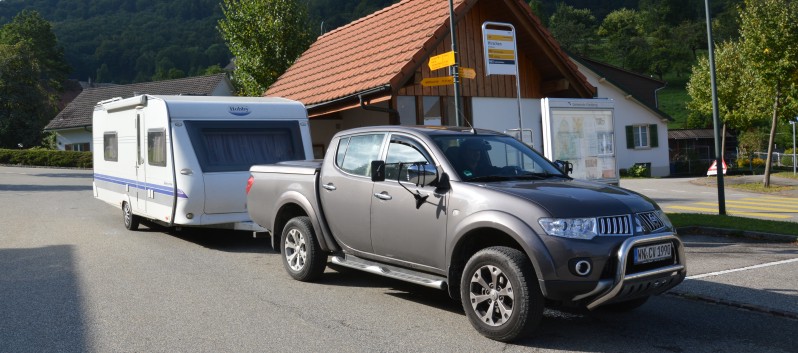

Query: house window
[626,124,658,149]
[148,129,167,167]
[103,132,118,161]
[65,143,90,152]
[422,96,442,126]
[397,96,469,126]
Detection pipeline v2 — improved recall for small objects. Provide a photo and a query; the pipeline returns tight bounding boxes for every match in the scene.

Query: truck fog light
[570,258,592,277]
[186,213,194,219]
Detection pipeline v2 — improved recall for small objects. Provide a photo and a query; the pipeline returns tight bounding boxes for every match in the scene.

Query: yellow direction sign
[459,67,476,79]
[421,76,455,87]
[428,51,455,71]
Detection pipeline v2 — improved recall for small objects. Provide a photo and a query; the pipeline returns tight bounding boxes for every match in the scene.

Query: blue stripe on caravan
[94,173,188,198]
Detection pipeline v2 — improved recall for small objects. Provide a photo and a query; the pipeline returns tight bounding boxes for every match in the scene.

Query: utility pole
[705,0,726,215]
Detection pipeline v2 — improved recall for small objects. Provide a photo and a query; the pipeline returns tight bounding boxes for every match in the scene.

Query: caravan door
[134,111,147,214]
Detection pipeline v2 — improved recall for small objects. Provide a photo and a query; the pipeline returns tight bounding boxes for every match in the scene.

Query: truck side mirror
[407,162,438,187]
[371,160,385,182]
[554,160,573,175]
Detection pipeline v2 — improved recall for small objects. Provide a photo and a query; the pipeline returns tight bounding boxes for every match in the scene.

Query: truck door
[318,133,386,253]
[370,134,447,270]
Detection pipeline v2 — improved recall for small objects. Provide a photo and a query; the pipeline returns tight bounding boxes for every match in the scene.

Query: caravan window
[103,132,118,161]
[148,129,167,166]
[185,121,306,173]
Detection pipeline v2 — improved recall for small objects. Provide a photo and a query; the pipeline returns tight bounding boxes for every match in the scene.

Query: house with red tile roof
[265,0,598,156]
[267,0,672,178]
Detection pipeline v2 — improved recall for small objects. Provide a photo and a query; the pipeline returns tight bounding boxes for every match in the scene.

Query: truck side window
[103,132,118,162]
[384,136,431,181]
[337,134,385,177]
[148,129,167,167]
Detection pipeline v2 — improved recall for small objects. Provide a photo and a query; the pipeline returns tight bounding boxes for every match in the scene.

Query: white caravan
[92,95,312,231]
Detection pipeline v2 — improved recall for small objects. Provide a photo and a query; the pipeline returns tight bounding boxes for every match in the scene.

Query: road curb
[677,226,798,243]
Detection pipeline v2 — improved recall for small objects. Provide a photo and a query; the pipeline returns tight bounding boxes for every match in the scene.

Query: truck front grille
[597,215,632,235]
[636,211,666,233]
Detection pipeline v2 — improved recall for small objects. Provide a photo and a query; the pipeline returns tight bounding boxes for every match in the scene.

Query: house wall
[309,102,391,158]
[54,128,92,151]
[471,97,542,150]
[575,62,671,177]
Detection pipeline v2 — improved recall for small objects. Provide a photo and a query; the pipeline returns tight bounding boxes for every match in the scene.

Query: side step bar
[331,255,446,290]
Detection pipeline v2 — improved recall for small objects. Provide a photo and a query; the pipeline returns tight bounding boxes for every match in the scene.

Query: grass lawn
[657,75,690,129]
[668,213,798,238]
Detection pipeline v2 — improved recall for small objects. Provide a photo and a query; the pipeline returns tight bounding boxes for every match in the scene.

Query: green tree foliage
[547,3,597,56]
[0,9,69,91]
[597,8,651,72]
[737,0,798,186]
[218,0,313,96]
[0,42,57,148]
[686,0,798,186]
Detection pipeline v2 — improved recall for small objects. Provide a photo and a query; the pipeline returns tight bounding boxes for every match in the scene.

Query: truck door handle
[322,183,337,191]
[373,192,392,200]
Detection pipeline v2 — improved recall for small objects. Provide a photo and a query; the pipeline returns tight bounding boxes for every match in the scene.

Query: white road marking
[687,258,798,280]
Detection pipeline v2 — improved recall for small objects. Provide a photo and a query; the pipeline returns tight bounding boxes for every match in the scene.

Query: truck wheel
[122,201,140,231]
[600,296,650,312]
[281,216,327,282]
[460,246,543,342]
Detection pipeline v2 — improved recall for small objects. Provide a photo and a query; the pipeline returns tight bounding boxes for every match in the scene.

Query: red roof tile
[265,0,463,105]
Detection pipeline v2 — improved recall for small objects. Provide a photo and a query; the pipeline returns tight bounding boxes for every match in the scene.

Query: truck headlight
[538,217,598,240]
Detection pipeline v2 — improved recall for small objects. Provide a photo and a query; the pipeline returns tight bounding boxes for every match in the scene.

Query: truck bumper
[543,233,686,309]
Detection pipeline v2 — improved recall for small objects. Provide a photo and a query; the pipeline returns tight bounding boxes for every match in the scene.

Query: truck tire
[460,246,543,342]
[600,296,650,312]
[122,201,140,231]
[281,216,327,282]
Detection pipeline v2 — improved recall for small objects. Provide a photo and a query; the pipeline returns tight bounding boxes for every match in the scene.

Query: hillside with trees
[0,0,399,84]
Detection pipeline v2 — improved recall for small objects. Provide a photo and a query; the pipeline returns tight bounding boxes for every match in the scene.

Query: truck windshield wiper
[464,175,515,182]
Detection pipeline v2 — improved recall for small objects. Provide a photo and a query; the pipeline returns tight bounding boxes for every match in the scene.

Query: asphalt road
[621,177,798,222]
[1,166,797,352]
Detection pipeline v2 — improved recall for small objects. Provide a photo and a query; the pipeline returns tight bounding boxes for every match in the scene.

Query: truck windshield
[432,135,567,181]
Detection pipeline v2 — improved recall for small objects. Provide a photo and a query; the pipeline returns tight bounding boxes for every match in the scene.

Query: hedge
[0,149,92,168]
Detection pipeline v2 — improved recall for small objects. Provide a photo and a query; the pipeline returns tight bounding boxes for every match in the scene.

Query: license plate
[633,243,673,264]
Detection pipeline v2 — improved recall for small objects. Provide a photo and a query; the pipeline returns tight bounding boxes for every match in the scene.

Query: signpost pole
[481,22,524,143]
[448,0,462,127]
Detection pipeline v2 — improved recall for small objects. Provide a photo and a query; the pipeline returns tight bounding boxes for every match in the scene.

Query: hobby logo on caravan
[228,106,251,116]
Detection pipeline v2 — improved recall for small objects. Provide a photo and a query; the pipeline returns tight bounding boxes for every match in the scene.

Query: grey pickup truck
[246,125,686,342]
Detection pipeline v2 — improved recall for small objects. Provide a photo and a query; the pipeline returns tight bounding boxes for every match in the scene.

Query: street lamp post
[791,118,796,175]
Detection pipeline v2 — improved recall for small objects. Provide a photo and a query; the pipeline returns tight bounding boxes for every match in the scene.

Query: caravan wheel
[122,201,140,231]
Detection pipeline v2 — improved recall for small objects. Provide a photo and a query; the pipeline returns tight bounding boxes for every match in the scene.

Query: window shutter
[626,126,634,149]
[649,124,658,147]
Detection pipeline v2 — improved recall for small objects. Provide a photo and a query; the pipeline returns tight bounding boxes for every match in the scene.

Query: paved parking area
[676,234,798,318]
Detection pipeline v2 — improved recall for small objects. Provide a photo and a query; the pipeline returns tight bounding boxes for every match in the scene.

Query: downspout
[654,82,667,110]
[358,85,397,115]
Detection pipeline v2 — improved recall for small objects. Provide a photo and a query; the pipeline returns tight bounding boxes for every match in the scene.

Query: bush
[0,149,92,168]
[736,157,765,169]
[626,163,650,178]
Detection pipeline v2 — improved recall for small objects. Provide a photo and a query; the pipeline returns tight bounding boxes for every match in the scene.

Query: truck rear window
[185,121,306,172]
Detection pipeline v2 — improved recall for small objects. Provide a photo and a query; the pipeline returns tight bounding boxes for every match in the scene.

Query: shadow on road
[0,245,87,352]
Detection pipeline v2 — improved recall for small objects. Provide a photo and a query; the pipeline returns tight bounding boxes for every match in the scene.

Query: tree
[0,43,57,148]
[597,8,650,71]
[0,10,70,91]
[737,0,798,187]
[218,0,312,96]
[548,3,597,57]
